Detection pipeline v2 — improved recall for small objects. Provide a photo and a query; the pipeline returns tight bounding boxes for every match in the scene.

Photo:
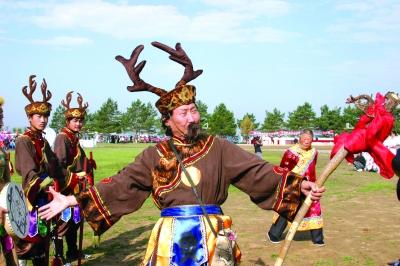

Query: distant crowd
[0,130,16,150]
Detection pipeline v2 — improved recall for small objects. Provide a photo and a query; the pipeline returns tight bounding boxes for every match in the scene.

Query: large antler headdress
[116,42,203,117]
[61,91,89,119]
[22,75,52,116]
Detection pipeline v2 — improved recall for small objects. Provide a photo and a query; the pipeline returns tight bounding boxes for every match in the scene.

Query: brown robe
[53,127,87,236]
[76,135,305,235]
[14,128,67,260]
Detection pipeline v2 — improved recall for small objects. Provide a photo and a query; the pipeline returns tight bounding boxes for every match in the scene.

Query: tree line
[44,98,400,137]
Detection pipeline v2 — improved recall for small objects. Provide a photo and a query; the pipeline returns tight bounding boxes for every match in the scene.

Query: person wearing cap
[268,129,325,246]
[52,92,93,265]
[0,97,19,266]
[15,75,69,266]
[39,42,325,265]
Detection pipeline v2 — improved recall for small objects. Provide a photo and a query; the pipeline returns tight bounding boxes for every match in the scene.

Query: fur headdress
[61,91,89,119]
[22,75,52,116]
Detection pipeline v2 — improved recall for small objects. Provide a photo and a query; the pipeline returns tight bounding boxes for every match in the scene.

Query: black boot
[66,228,79,261]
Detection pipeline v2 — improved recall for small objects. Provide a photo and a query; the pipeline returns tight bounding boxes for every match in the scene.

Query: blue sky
[1,0,400,129]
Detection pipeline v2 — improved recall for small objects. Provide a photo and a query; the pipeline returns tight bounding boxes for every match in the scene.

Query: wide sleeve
[221,140,305,221]
[279,149,297,171]
[75,147,158,235]
[15,136,44,207]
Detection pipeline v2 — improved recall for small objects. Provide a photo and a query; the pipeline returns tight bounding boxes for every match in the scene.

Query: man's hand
[38,186,78,220]
[300,180,325,201]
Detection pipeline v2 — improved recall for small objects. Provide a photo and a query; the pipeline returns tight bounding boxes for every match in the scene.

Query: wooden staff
[274,146,348,266]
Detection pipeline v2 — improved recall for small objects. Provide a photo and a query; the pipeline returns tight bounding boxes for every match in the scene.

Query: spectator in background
[251,136,263,159]
[353,153,366,172]
[267,129,325,246]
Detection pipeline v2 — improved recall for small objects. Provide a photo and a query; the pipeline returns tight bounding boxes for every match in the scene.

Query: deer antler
[346,94,374,114]
[41,79,52,102]
[152,42,203,87]
[77,93,89,110]
[22,75,37,103]
[61,91,73,109]
[115,45,167,96]
[385,91,400,113]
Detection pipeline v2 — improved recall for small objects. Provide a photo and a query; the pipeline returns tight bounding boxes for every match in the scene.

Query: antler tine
[22,75,37,103]
[385,91,400,113]
[41,79,52,102]
[61,91,73,109]
[151,41,203,87]
[346,94,374,113]
[77,93,89,110]
[115,45,166,96]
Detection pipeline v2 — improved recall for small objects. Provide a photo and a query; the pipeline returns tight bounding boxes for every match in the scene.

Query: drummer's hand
[300,181,325,201]
[38,186,78,221]
[0,206,8,225]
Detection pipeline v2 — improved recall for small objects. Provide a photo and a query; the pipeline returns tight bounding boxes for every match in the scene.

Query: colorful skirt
[142,205,241,266]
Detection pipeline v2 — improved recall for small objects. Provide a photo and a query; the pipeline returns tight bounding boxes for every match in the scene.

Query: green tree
[122,100,160,134]
[393,107,400,134]
[196,100,210,131]
[315,105,344,132]
[49,105,66,133]
[286,102,316,130]
[91,98,122,133]
[141,102,160,134]
[208,103,236,137]
[121,99,145,133]
[238,113,258,140]
[342,105,363,132]
[262,108,285,131]
[83,112,96,133]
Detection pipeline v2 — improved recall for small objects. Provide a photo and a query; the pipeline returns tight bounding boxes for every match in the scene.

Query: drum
[0,182,29,238]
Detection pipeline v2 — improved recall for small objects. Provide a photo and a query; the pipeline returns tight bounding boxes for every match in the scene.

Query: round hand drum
[0,182,29,239]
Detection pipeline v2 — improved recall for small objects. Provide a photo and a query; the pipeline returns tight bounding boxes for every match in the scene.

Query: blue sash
[160,205,223,266]
[161,205,223,217]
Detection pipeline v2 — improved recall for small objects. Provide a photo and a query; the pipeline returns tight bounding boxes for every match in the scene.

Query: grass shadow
[80,224,154,265]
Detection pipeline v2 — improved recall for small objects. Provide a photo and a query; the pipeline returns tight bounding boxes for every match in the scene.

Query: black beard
[184,123,202,143]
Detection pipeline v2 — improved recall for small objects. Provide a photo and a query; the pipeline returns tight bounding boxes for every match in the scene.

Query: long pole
[275,146,348,266]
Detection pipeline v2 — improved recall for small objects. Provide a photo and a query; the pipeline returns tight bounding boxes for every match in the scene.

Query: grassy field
[9,143,400,266]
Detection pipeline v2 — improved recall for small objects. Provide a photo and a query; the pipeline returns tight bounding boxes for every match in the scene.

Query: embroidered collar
[61,127,80,142]
[24,127,45,141]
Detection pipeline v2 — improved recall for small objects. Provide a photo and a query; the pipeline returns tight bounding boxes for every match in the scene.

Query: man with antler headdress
[51,91,93,265]
[39,42,324,265]
[15,75,69,266]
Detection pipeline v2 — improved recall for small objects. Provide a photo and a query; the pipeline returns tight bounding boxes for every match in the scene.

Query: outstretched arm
[38,186,77,220]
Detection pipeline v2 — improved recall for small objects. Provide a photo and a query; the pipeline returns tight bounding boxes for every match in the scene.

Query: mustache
[184,123,202,143]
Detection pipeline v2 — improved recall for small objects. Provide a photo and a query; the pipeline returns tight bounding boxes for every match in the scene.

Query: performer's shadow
[80,223,153,265]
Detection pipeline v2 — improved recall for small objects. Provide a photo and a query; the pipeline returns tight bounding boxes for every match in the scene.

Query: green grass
[8,143,399,265]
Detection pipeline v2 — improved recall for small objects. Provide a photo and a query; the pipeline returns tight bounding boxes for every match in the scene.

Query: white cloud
[30,36,92,46]
[201,0,290,16]
[15,0,294,43]
[330,0,400,43]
